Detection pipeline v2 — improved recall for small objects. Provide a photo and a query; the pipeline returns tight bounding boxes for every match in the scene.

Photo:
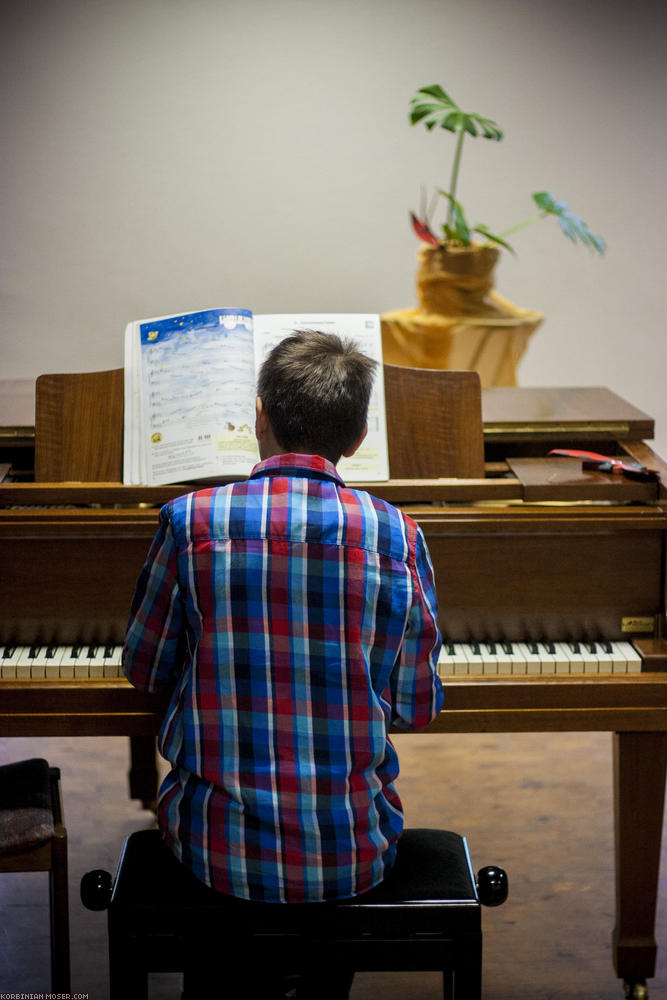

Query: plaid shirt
[123,453,443,902]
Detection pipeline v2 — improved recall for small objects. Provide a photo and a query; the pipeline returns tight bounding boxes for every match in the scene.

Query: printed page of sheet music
[253,314,389,482]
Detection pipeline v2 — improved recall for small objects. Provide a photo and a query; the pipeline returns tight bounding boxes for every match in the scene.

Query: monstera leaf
[532,192,606,254]
[409,85,503,141]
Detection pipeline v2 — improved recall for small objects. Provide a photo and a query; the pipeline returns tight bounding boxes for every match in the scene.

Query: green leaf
[417,84,453,103]
[409,84,503,142]
[531,191,606,254]
[471,115,504,141]
[474,224,516,255]
[409,102,444,127]
[438,190,472,245]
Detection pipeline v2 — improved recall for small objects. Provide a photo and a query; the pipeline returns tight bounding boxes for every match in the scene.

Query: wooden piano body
[1,368,667,996]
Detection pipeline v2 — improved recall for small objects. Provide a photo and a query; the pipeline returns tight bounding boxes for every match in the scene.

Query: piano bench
[0,758,70,992]
[81,827,508,1000]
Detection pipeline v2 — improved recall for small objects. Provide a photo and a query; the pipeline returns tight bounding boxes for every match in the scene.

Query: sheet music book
[123,310,388,486]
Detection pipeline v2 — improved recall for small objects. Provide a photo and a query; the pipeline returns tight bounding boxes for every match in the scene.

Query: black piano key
[28,645,41,658]
[2,646,16,658]
[45,646,57,659]
[486,642,497,655]
[471,642,481,656]
[87,645,99,659]
[104,643,115,658]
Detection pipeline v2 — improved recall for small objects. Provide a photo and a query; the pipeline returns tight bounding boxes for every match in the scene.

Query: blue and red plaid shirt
[123,453,443,903]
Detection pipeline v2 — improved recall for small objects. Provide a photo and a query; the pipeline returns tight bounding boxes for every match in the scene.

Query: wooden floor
[1,730,666,999]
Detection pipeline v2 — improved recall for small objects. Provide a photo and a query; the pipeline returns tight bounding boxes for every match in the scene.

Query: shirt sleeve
[390,523,444,730]
[122,505,186,693]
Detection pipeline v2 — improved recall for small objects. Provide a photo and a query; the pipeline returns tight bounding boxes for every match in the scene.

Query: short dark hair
[256,329,377,463]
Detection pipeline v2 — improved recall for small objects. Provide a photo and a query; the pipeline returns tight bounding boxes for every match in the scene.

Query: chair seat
[84,827,499,999]
[0,759,70,992]
[0,758,55,854]
[109,828,481,940]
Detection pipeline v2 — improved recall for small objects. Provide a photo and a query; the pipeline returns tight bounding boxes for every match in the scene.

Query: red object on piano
[548,448,659,482]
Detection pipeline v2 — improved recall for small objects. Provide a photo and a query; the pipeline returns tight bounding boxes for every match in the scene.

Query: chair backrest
[35,369,124,481]
[383,365,485,479]
[34,365,485,482]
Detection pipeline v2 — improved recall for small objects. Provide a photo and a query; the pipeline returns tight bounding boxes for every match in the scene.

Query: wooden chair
[81,827,507,1000]
[0,758,70,990]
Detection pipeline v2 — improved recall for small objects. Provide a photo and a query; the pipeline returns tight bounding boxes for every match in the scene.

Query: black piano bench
[81,827,507,1000]
[0,758,70,991]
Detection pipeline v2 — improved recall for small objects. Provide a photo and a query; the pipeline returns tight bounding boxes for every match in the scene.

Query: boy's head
[256,329,377,464]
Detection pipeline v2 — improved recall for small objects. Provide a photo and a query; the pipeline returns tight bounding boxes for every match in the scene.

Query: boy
[123,330,443,992]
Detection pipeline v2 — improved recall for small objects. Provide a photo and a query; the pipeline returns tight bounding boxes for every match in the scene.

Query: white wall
[2,0,666,456]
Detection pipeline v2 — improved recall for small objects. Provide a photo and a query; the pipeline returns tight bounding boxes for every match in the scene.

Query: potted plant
[381,85,605,382]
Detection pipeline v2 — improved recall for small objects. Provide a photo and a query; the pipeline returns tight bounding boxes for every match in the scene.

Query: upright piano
[1,369,666,999]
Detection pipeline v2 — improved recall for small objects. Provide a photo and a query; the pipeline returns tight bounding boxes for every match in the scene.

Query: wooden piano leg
[128,735,159,810]
[612,731,667,995]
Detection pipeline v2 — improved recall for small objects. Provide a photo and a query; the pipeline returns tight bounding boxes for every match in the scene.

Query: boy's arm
[391,525,444,730]
[122,506,186,693]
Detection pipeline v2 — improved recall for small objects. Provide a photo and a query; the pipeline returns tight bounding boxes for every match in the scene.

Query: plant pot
[416,243,505,317]
[381,243,543,386]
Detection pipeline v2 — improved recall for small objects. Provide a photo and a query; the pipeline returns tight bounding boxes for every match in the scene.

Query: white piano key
[44,646,66,678]
[25,644,64,678]
[75,645,104,679]
[103,644,124,678]
[589,640,617,673]
[1,645,24,678]
[612,640,642,673]
[59,644,85,678]
[530,641,561,675]
[441,642,470,675]
[579,641,601,674]
[479,642,500,674]
[493,643,516,673]
[15,645,37,679]
[517,642,543,674]
[461,643,486,675]
[551,642,571,674]
[503,642,527,674]
[557,641,586,674]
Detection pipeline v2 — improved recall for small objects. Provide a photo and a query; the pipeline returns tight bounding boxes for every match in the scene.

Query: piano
[1,368,666,999]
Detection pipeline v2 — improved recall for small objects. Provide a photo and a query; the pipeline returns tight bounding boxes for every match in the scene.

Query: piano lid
[482,387,654,443]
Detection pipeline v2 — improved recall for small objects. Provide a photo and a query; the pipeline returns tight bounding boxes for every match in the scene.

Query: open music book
[123,310,389,486]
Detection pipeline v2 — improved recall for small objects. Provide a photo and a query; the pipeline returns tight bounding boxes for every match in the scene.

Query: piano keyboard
[0,644,124,679]
[438,640,642,676]
[0,639,645,680]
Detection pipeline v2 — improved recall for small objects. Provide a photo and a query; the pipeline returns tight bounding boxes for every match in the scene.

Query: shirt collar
[249,453,346,486]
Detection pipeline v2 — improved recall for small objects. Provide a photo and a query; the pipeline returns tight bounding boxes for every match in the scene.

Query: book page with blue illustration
[124,308,257,485]
[123,309,388,486]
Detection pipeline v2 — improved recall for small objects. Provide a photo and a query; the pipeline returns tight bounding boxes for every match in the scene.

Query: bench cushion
[0,758,54,854]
